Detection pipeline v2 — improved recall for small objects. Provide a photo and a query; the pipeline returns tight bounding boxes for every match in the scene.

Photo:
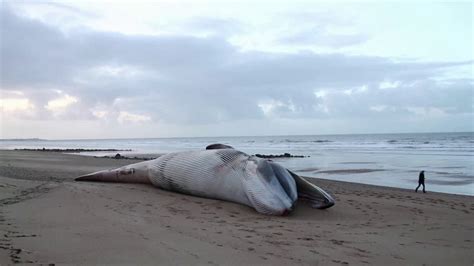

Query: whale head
[241,156,298,215]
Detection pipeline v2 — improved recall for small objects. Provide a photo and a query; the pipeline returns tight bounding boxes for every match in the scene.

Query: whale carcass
[75,146,334,215]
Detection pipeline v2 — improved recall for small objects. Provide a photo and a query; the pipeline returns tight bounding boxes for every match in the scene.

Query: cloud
[1,4,472,138]
[0,97,34,113]
[175,17,244,38]
[279,27,369,48]
[45,94,78,111]
[117,111,151,124]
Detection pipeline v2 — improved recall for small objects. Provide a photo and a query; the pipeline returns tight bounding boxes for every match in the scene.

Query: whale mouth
[287,170,335,209]
[243,158,335,214]
[243,157,298,215]
[268,162,298,203]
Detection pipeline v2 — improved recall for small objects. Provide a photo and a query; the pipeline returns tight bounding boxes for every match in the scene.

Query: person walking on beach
[415,170,426,193]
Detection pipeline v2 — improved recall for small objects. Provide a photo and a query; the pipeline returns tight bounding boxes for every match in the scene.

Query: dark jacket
[418,171,425,183]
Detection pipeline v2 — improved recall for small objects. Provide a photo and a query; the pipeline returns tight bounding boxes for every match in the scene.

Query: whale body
[75,148,334,215]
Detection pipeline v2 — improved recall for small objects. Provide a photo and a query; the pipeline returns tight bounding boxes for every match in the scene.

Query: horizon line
[1,130,472,141]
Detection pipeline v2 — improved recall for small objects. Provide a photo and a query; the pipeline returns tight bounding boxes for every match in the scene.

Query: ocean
[1,132,473,196]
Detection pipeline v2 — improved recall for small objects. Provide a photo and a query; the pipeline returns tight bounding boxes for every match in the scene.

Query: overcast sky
[0,0,472,139]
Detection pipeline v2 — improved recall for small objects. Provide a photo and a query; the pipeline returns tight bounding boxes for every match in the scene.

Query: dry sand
[0,150,472,265]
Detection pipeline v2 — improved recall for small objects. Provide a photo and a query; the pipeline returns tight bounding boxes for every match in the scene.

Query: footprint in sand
[330,239,345,245]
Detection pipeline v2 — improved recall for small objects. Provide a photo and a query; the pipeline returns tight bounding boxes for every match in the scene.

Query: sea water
[1,132,472,196]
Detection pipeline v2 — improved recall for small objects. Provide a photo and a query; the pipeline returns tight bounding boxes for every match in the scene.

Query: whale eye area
[119,168,135,175]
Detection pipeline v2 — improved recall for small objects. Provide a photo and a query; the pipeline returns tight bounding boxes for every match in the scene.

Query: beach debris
[255,153,308,158]
[97,155,157,161]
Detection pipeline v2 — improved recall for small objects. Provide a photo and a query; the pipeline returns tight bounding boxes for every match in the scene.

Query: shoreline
[10,150,468,197]
[0,149,472,264]
[2,148,470,197]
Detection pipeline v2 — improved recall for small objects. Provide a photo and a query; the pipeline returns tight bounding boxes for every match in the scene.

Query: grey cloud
[176,17,244,37]
[280,27,369,48]
[1,5,472,126]
[316,79,473,119]
[275,10,369,48]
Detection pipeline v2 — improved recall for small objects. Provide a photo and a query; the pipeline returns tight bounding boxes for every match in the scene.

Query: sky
[0,0,473,139]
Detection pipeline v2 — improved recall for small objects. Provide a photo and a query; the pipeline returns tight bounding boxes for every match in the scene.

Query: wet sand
[0,150,473,265]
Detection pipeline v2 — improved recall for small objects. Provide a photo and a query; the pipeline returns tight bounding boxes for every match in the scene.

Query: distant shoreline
[13,148,132,153]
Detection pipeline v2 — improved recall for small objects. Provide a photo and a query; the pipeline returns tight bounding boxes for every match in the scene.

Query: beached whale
[75,146,334,215]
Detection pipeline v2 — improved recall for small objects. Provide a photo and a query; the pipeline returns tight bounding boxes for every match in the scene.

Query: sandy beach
[0,150,472,265]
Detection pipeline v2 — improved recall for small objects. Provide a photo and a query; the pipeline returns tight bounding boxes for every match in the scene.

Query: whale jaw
[288,170,335,209]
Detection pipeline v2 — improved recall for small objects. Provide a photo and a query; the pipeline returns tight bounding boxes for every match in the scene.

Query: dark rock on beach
[254,153,307,159]
[97,154,157,161]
